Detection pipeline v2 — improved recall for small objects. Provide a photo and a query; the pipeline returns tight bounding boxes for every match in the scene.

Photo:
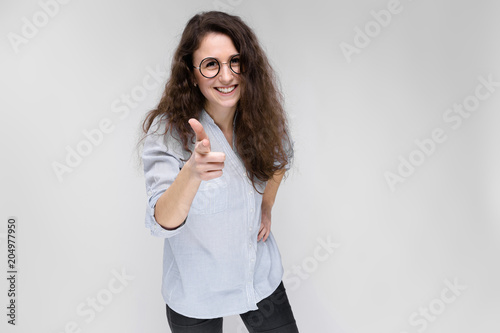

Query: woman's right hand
[187,119,226,181]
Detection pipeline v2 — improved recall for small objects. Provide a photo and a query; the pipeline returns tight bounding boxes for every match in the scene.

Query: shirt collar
[200,109,215,126]
[200,109,238,129]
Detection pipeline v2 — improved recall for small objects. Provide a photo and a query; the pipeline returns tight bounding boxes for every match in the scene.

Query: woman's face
[193,32,241,116]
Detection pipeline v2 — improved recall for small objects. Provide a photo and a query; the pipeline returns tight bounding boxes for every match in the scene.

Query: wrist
[261,200,274,212]
[182,158,202,183]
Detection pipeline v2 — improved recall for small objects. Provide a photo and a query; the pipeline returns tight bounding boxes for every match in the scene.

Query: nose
[218,62,233,83]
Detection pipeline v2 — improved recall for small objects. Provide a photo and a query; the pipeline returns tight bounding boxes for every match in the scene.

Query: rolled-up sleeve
[142,115,187,238]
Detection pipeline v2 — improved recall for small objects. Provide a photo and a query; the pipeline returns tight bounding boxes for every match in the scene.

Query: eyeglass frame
[193,53,241,79]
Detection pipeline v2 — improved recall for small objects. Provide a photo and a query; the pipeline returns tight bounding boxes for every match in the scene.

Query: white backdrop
[1,0,500,332]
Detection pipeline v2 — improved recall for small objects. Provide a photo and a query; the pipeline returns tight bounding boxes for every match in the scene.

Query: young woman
[141,11,298,332]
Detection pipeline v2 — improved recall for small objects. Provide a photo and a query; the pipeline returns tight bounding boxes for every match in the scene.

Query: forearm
[154,159,201,230]
[262,169,285,210]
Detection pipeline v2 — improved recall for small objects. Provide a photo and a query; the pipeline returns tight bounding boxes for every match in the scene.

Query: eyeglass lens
[200,55,240,78]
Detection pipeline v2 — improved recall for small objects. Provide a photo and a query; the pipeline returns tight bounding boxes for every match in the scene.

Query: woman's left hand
[258,206,272,242]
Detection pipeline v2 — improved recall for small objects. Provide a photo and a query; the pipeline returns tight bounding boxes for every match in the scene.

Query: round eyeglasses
[193,54,241,79]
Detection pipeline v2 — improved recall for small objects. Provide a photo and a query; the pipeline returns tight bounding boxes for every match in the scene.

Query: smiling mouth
[215,85,237,94]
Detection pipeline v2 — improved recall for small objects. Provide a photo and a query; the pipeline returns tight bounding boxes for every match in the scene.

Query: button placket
[203,109,260,309]
[246,182,257,307]
[245,192,258,305]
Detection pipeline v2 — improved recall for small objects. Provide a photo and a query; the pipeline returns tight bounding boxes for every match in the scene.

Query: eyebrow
[199,53,240,62]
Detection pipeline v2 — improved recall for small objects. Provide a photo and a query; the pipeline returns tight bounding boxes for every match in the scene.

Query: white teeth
[216,85,236,94]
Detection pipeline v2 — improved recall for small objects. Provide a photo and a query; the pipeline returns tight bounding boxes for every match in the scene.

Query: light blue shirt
[142,109,286,319]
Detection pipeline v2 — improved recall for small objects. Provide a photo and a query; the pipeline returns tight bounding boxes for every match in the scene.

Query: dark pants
[166,281,299,333]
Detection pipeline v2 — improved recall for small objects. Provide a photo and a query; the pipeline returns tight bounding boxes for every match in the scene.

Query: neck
[205,105,236,133]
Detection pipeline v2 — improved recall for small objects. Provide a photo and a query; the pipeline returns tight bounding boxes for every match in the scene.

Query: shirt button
[250,208,254,213]
[148,190,152,196]
[249,191,253,195]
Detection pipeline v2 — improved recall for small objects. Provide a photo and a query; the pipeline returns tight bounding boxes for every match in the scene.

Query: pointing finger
[189,118,211,153]
[188,118,209,143]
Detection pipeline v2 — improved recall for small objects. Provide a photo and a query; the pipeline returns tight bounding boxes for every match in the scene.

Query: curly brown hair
[141,11,293,192]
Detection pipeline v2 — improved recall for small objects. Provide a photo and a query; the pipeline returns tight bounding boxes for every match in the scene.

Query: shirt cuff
[145,190,186,238]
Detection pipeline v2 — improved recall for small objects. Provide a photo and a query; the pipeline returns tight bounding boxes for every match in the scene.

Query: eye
[230,57,240,65]
[203,59,218,69]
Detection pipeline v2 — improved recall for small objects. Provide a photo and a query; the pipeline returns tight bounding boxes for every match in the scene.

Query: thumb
[188,118,211,152]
